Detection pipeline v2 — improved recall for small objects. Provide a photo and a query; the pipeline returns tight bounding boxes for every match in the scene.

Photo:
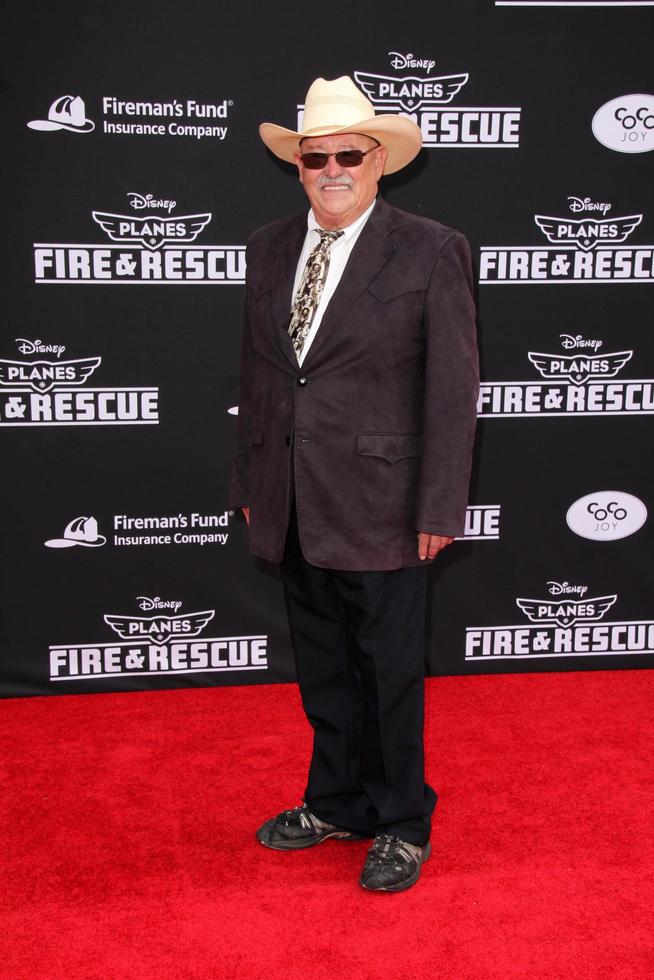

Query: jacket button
[297,376,308,386]
[285,436,291,446]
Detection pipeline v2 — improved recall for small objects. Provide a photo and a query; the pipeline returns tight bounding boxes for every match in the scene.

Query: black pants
[280,507,437,846]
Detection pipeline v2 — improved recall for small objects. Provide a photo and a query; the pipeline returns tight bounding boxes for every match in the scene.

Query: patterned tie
[288,229,344,359]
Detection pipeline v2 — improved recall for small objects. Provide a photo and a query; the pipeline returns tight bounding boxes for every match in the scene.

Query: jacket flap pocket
[250,427,264,446]
[357,432,421,464]
[367,274,426,304]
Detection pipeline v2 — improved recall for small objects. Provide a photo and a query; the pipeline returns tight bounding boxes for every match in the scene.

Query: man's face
[294,133,387,229]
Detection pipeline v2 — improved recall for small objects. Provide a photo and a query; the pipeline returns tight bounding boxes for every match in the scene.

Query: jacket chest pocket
[357,432,421,464]
[363,279,426,344]
[366,273,426,306]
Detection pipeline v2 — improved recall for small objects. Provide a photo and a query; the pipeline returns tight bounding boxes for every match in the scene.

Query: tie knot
[317,229,344,248]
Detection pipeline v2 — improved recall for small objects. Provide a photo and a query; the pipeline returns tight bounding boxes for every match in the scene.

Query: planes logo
[298,52,521,148]
[0,338,158,426]
[92,211,211,251]
[533,214,642,252]
[0,355,100,393]
[354,70,468,112]
[478,333,654,418]
[49,595,268,680]
[515,595,617,628]
[34,192,245,284]
[480,197,653,283]
[104,609,215,644]
[465,581,654,661]
[527,350,632,385]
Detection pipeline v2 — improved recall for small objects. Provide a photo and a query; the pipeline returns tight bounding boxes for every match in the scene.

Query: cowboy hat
[259,76,422,175]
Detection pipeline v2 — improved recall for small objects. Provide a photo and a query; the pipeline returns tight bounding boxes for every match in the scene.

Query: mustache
[317,175,354,188]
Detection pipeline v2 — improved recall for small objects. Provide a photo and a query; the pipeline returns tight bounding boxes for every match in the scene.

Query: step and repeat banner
[2,0,653,697]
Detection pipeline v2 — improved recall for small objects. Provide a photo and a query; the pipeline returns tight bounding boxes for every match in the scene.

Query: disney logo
[136,595,183,612]
[568,196,611,216]
[15,338,65,358]
[560,334,603,352]
[127,192,176,214]
[388,51,435,73]
[547,581,588,597]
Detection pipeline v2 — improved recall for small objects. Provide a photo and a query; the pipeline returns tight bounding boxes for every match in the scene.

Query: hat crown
[64,515,96,540]
[258,74,423,175]
[301,76,375,136]
[49,95,85,126]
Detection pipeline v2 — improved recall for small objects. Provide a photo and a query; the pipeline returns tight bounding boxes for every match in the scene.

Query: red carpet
[2,671,653,979]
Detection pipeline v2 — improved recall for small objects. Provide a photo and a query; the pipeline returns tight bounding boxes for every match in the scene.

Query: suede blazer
[229,197,479,571]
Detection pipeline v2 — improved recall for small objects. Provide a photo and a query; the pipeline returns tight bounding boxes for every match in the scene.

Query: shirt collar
[307,197,377,241]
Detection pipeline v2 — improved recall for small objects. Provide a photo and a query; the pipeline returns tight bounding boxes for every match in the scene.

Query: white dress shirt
[291,199,376,366]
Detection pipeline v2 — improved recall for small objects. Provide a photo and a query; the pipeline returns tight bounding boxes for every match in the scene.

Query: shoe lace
[368,834,419,867]
[279,803,325,831]
[298,807,314,830]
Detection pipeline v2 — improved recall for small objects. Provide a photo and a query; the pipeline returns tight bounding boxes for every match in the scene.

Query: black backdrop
[2,0,653,697]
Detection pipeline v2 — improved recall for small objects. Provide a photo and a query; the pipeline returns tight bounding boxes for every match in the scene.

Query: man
[230,76,478,892]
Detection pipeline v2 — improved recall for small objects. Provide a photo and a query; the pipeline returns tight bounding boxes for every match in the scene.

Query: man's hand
[242,507,250,526]
[418,532,453,561]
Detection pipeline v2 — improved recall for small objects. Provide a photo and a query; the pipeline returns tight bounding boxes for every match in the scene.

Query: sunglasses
[299,146,378,170]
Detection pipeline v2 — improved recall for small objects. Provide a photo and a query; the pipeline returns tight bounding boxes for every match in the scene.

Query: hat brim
[27,120,95,133]
[59,121,95,133]
[259,115,422,176]
[45,537,106,547]
[28,120,65,131]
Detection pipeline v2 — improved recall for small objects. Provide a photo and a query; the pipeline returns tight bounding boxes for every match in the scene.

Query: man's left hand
[418,532,454,561]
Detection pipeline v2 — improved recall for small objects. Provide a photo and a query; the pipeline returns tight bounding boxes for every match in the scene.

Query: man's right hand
[242,507,250,526]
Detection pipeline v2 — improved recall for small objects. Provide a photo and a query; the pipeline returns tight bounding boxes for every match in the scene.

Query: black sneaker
[256,803,364,850]
[359,834,431,892]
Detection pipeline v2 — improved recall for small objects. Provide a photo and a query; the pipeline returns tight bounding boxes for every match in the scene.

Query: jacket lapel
[271,214,306,368]
[301,198,397,366]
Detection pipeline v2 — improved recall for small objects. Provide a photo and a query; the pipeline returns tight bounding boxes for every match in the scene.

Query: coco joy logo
[592,95,654,154]
[566,491,647,541]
